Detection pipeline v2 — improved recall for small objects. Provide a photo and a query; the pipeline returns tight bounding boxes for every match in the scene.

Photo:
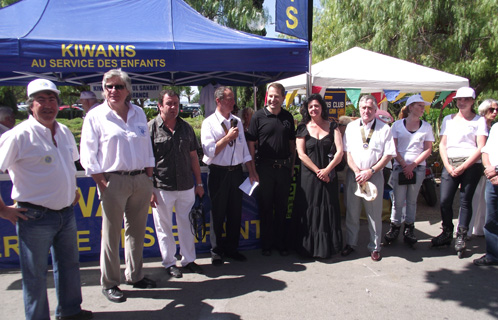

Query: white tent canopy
[280,47,469,94]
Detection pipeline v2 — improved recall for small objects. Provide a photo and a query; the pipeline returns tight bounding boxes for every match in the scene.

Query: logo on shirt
[43,155,53,164]
[137,125,147,136]
[283,120,292,128]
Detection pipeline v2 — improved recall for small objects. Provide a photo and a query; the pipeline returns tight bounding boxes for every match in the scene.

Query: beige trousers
[99,173,153,289]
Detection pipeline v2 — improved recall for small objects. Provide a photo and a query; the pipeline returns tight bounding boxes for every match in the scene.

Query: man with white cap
[78,91,99,113]
[341,94,396,261]
[0,79,92,319]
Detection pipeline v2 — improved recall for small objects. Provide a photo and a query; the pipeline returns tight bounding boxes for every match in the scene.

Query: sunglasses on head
[105,84,125,90]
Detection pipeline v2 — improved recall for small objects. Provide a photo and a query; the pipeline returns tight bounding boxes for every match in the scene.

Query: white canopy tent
[279,47,469,94]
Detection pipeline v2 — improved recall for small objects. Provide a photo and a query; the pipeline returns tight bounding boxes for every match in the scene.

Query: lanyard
[360,119,376,149]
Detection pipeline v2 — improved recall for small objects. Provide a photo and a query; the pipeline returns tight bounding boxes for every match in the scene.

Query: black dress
[294,122,343,258]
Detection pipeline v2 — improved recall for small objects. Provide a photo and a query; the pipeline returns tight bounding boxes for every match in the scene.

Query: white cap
[454,87,475,99]
[406,94,431,106]
[79,91,96,100]
[354,181,378,202]
[27,79,60,97]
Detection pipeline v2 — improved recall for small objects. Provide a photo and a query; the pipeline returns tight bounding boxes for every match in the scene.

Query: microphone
[230,118,238,128]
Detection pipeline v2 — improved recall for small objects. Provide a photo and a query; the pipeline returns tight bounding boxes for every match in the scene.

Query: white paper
[239,177,259,196]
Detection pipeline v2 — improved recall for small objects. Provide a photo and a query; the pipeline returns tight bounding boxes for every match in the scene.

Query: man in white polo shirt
[0,79,92,320]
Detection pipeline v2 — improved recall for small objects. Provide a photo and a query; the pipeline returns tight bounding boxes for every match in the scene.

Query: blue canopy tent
[0,0,308,87]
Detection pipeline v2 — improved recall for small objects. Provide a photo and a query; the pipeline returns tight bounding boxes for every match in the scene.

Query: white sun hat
[354,181,378,202]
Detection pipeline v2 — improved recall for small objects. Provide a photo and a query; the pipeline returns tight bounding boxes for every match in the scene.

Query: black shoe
[127,277,157,289]
[102,286,126,303]
[56,310,93,320]
[211,253,224,266]
[166,266,183,278]
[262,249,272,256]
[341,245,354,257]
[279,249,289,256]
[473,255,498,266]
[185,262,204,274]
[225,252,247,261]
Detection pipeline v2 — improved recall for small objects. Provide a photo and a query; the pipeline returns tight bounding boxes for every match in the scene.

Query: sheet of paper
[239,177,259,196]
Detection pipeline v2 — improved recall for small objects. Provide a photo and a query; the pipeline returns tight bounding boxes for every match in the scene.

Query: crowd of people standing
[1,69,498,319]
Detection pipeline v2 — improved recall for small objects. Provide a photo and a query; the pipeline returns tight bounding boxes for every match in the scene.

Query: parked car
[180,104,201,118]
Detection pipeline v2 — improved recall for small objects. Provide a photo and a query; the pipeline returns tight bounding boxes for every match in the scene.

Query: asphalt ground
[1,189,497,320]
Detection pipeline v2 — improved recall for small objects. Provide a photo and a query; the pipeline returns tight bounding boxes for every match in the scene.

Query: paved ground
[1,190,497,320]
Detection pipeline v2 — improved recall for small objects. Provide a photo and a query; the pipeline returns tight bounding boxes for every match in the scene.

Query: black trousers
[440,162,483,230]
[256,163,292,251]
[208,165,244,255]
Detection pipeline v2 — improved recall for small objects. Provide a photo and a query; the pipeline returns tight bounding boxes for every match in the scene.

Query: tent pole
[306,0,313,97]
[253,84,257,110]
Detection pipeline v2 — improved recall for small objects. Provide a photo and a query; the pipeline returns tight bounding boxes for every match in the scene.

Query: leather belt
[209,164,242,172]
[109,169,146,176]
[17,201,71,213]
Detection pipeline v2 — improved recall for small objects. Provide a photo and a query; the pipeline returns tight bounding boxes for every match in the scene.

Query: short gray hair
[478,99,498,116]
[102,69,132,102]
[0,107,14,121]
[359,94,378,108]
[214,86,233,101]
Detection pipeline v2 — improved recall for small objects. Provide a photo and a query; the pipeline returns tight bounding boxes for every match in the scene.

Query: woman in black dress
[295,94,343,258]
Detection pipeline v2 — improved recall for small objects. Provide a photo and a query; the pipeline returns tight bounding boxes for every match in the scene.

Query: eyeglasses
[489,108,498,113]
[105,84,125,90]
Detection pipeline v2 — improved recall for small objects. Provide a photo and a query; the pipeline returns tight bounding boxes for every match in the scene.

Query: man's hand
[226,127,239,142]
[355,169,373,184]
[72,190,81,206]
[0,205,28,225]
[195,185,205,198]
[484,166,497,180]
[150,192,158,208]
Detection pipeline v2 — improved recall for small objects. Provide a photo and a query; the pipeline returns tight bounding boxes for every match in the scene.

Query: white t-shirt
[0,116,79,210]
[440,114,487,159]
[391,119,434,166]
[482,123,498,166]
[343,118,396,170]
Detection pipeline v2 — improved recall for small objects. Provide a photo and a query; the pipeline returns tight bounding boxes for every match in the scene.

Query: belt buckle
[227,166,235,171]
[273,163,282,169]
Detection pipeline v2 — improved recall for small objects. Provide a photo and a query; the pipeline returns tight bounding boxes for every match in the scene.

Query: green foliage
[315,0,498,95]
[143,108,159,121]
[185,0,268,35]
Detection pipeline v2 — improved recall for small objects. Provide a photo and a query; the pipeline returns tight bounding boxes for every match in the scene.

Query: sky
[263,0,321,38]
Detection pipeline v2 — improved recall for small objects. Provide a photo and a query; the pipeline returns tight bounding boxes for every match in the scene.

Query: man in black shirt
[247,83,296,256]
[149,89,205,277]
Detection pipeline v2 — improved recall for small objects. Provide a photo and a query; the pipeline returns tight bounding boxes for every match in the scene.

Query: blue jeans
[440,163,483,230]
[390,165,425,225]
[484,180,498,261]
[17,205,83,320]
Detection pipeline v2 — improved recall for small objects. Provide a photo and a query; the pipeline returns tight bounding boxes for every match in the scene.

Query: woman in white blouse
[384,95,434,247]
[431,87,487,259]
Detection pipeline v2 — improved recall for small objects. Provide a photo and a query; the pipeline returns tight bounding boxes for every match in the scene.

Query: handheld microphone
[230,119,238,128]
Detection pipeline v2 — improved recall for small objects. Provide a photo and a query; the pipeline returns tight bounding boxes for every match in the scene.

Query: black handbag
[398,172,416,185]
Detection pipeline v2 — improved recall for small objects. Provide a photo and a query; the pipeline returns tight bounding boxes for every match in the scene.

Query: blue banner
[0,174,262,269]
[323,89,347,122]
[275,0,309,40]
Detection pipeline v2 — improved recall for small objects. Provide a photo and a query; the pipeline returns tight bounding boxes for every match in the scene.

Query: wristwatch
[495,165,498,173]
[370,168,375,174]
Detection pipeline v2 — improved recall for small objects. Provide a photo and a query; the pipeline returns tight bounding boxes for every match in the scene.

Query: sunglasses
[105,84,125,90]
[489,108,498,113]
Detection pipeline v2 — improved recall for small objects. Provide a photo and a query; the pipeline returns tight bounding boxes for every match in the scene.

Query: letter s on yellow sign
[286,6,298,29]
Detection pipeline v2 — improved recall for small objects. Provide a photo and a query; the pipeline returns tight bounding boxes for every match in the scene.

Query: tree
[185,0,269,109]
[314,0,498,96]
